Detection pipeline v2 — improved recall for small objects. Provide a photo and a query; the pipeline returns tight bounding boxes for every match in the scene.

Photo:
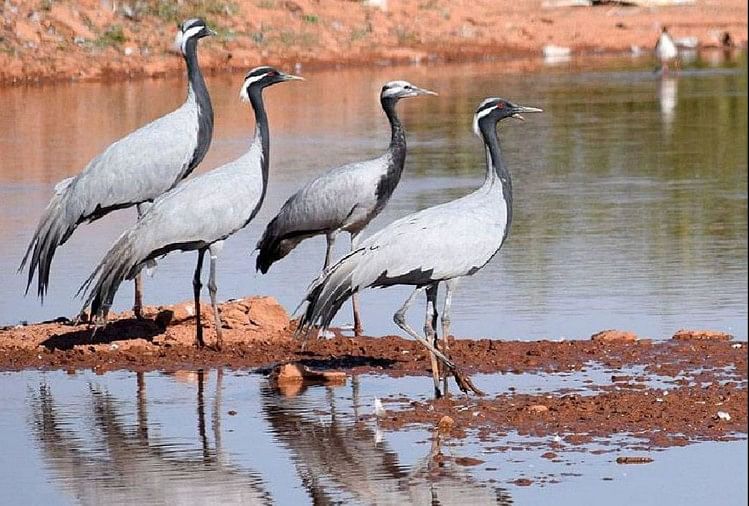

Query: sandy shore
[0,0,746,85]
[2,296,746,449]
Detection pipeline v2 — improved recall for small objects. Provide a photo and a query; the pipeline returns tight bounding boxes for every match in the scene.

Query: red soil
[1,0,746,85]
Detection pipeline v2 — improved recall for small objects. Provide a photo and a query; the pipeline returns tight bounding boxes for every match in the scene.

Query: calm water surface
[0,55,746,339]
[1,369,746,505]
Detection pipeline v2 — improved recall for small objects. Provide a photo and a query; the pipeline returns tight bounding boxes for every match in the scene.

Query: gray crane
[19,18,215,319]
[297,97,543,398]
[255,80,437,336]
[78,67,302,350]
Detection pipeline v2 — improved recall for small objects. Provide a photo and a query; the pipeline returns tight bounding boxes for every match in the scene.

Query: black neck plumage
[479,119,513,236]
[375,96,407,202]
[184,38,213,174]
[249,85,271,211]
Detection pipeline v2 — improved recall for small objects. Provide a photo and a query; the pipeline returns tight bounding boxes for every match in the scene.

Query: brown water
[0,54,747,340]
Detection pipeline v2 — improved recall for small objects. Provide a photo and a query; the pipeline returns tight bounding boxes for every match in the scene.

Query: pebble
[716,411,731,421]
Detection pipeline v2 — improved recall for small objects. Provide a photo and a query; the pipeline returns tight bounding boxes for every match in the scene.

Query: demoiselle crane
[78,66,302,350]
[255,80,437,336]
[20,18,215,319]
[297,97,543,397]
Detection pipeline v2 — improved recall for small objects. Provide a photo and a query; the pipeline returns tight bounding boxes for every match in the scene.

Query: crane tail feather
[297,248,367,334]
[19,186,77,301]
[79,231,142,319]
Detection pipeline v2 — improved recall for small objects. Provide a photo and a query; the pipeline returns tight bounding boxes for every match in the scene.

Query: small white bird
[655,26,679,74]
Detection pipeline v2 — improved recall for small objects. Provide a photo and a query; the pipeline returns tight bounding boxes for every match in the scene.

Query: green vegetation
[393,26,418,45]
[301,14,319,24]
[256,0,277,9]
[142,0,239,23]
[277,30,318,48]
[95,24,127,47]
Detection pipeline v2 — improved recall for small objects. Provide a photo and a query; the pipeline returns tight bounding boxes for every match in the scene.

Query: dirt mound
[0,295,291,353]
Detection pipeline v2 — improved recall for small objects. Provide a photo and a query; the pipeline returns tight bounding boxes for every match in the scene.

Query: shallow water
[1,369,746,505]
[0,54,747,340]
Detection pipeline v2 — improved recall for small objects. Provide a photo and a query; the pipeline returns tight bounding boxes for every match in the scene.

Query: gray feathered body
[20,43,213,299]
[302,172,509,330]
[80,136,266,315]
[256,96,406,274]
[256,152,400,272]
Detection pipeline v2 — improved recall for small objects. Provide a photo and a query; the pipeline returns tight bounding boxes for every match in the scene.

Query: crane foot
[451,368,484,396]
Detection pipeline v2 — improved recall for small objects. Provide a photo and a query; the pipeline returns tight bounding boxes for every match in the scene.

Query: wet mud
[1,296,746,452]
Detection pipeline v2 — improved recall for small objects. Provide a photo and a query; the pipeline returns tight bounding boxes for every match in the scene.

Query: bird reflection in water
[262,377,513,505]
[30,371,272,505]
[657,76,678,131]
[30,371,512,504]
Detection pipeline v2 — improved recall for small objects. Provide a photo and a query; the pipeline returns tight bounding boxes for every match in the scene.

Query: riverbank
[1,296,746,449]
[1,0,746,85]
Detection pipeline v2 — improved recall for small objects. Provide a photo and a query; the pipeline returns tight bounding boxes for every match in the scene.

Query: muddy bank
[1,296,745,378]
[2,296,746,449]
[1,0,746,85]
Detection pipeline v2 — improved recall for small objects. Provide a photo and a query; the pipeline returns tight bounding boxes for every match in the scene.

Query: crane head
[380,80,438,100]
[240,66,304,102]
[174,18,215,55]
[472,97,543,137]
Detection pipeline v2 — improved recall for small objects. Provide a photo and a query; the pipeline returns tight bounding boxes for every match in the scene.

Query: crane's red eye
[496,102,505,109]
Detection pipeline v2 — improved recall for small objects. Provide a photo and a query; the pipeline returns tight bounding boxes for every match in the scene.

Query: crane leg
[350,231,363,337]
[193,249,206,348]
[394,286,483,397]
[440,279,459,395]
[133,274,144,319]
[424,283,441,397]
[323,231,337,270]
[394,286,451,398]
[133,203,148,320]
[207,244,223,351]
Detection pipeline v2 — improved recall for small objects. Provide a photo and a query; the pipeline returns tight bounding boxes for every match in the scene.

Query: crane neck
[248,86,271,194]
[479,119,513,233]
[183,38,213,172]
[381,96,407,166]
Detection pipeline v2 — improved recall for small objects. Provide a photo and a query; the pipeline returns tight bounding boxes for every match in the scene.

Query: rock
[454,456,484,466]
[363,0,388,11]
[616,456,654,464]
[14,19,41,44]
[591,330,637,343]
[528,404,549,414]
[437,415,455,434]
[542,44,571,58]
[513,478,533,486]
[48,4,95,40]
[270,363,347,385]
[672,329,732,341]
[246,296,290,333]
[716,411,731,421]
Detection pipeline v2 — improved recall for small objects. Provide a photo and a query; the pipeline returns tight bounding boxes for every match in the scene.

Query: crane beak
[510,105,543,121]
[281,73,305,82]
[415,86,438,96]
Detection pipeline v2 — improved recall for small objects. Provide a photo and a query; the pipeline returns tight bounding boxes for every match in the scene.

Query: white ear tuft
[472,104,495,137]
[173,29,183,53]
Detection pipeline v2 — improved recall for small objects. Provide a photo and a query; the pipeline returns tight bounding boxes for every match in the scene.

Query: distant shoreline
[1,0,745,86]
